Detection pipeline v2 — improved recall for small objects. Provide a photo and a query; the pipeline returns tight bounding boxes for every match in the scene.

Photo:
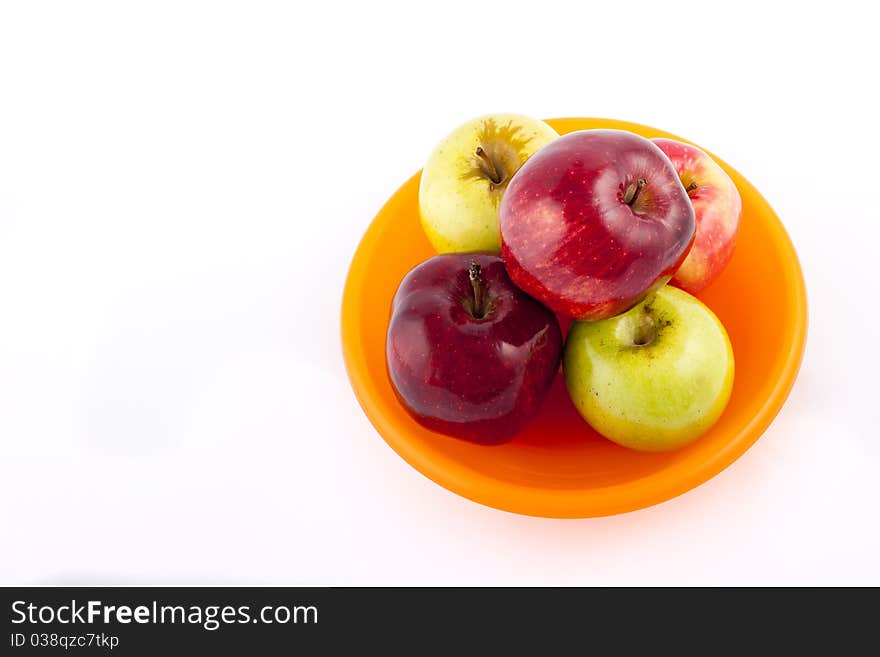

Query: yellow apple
[563,286,734,451]
[418,114,558,253]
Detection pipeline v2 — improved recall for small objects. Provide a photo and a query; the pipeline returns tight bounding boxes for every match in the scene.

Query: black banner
[1,587,874,653]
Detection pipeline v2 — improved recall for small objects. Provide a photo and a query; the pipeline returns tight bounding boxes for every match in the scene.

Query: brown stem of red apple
[624,178,648,206]
[468,261,486,319]
[475,146,502,185]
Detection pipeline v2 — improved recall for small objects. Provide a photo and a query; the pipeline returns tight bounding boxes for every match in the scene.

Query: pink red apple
[652,138,742,294]
[386,253,562,444]
[499,130,695,321]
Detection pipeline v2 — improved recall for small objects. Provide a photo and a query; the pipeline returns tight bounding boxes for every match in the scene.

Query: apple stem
[475,146,502,185]
[633,313,656,346]
[468,261,486,319]
[624,178,648,206]
[686,181,699,195]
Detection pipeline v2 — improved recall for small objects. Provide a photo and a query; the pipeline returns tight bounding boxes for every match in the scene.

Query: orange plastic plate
[341,118,807,518]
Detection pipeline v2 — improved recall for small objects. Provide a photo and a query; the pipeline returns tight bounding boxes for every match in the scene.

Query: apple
[653,138,742,294]
[563,285,734,451]
[419,114,558,254]
[386,253,562,444]
[563,286,734,452]
[500,129,695,321]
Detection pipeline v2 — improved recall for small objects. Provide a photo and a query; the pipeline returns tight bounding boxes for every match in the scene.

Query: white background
[1,1,878,585]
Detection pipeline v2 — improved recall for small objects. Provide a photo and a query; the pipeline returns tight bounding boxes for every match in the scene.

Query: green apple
[418,114,558,253]
[563,286,734,451]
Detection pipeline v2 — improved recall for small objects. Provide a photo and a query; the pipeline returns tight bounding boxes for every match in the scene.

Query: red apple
[386,253,562,444]
[499,130,695,320]
[652,138,742,294]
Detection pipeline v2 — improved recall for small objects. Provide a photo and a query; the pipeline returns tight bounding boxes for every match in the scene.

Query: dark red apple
[386,253,562,444]
[499,129,696,320]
